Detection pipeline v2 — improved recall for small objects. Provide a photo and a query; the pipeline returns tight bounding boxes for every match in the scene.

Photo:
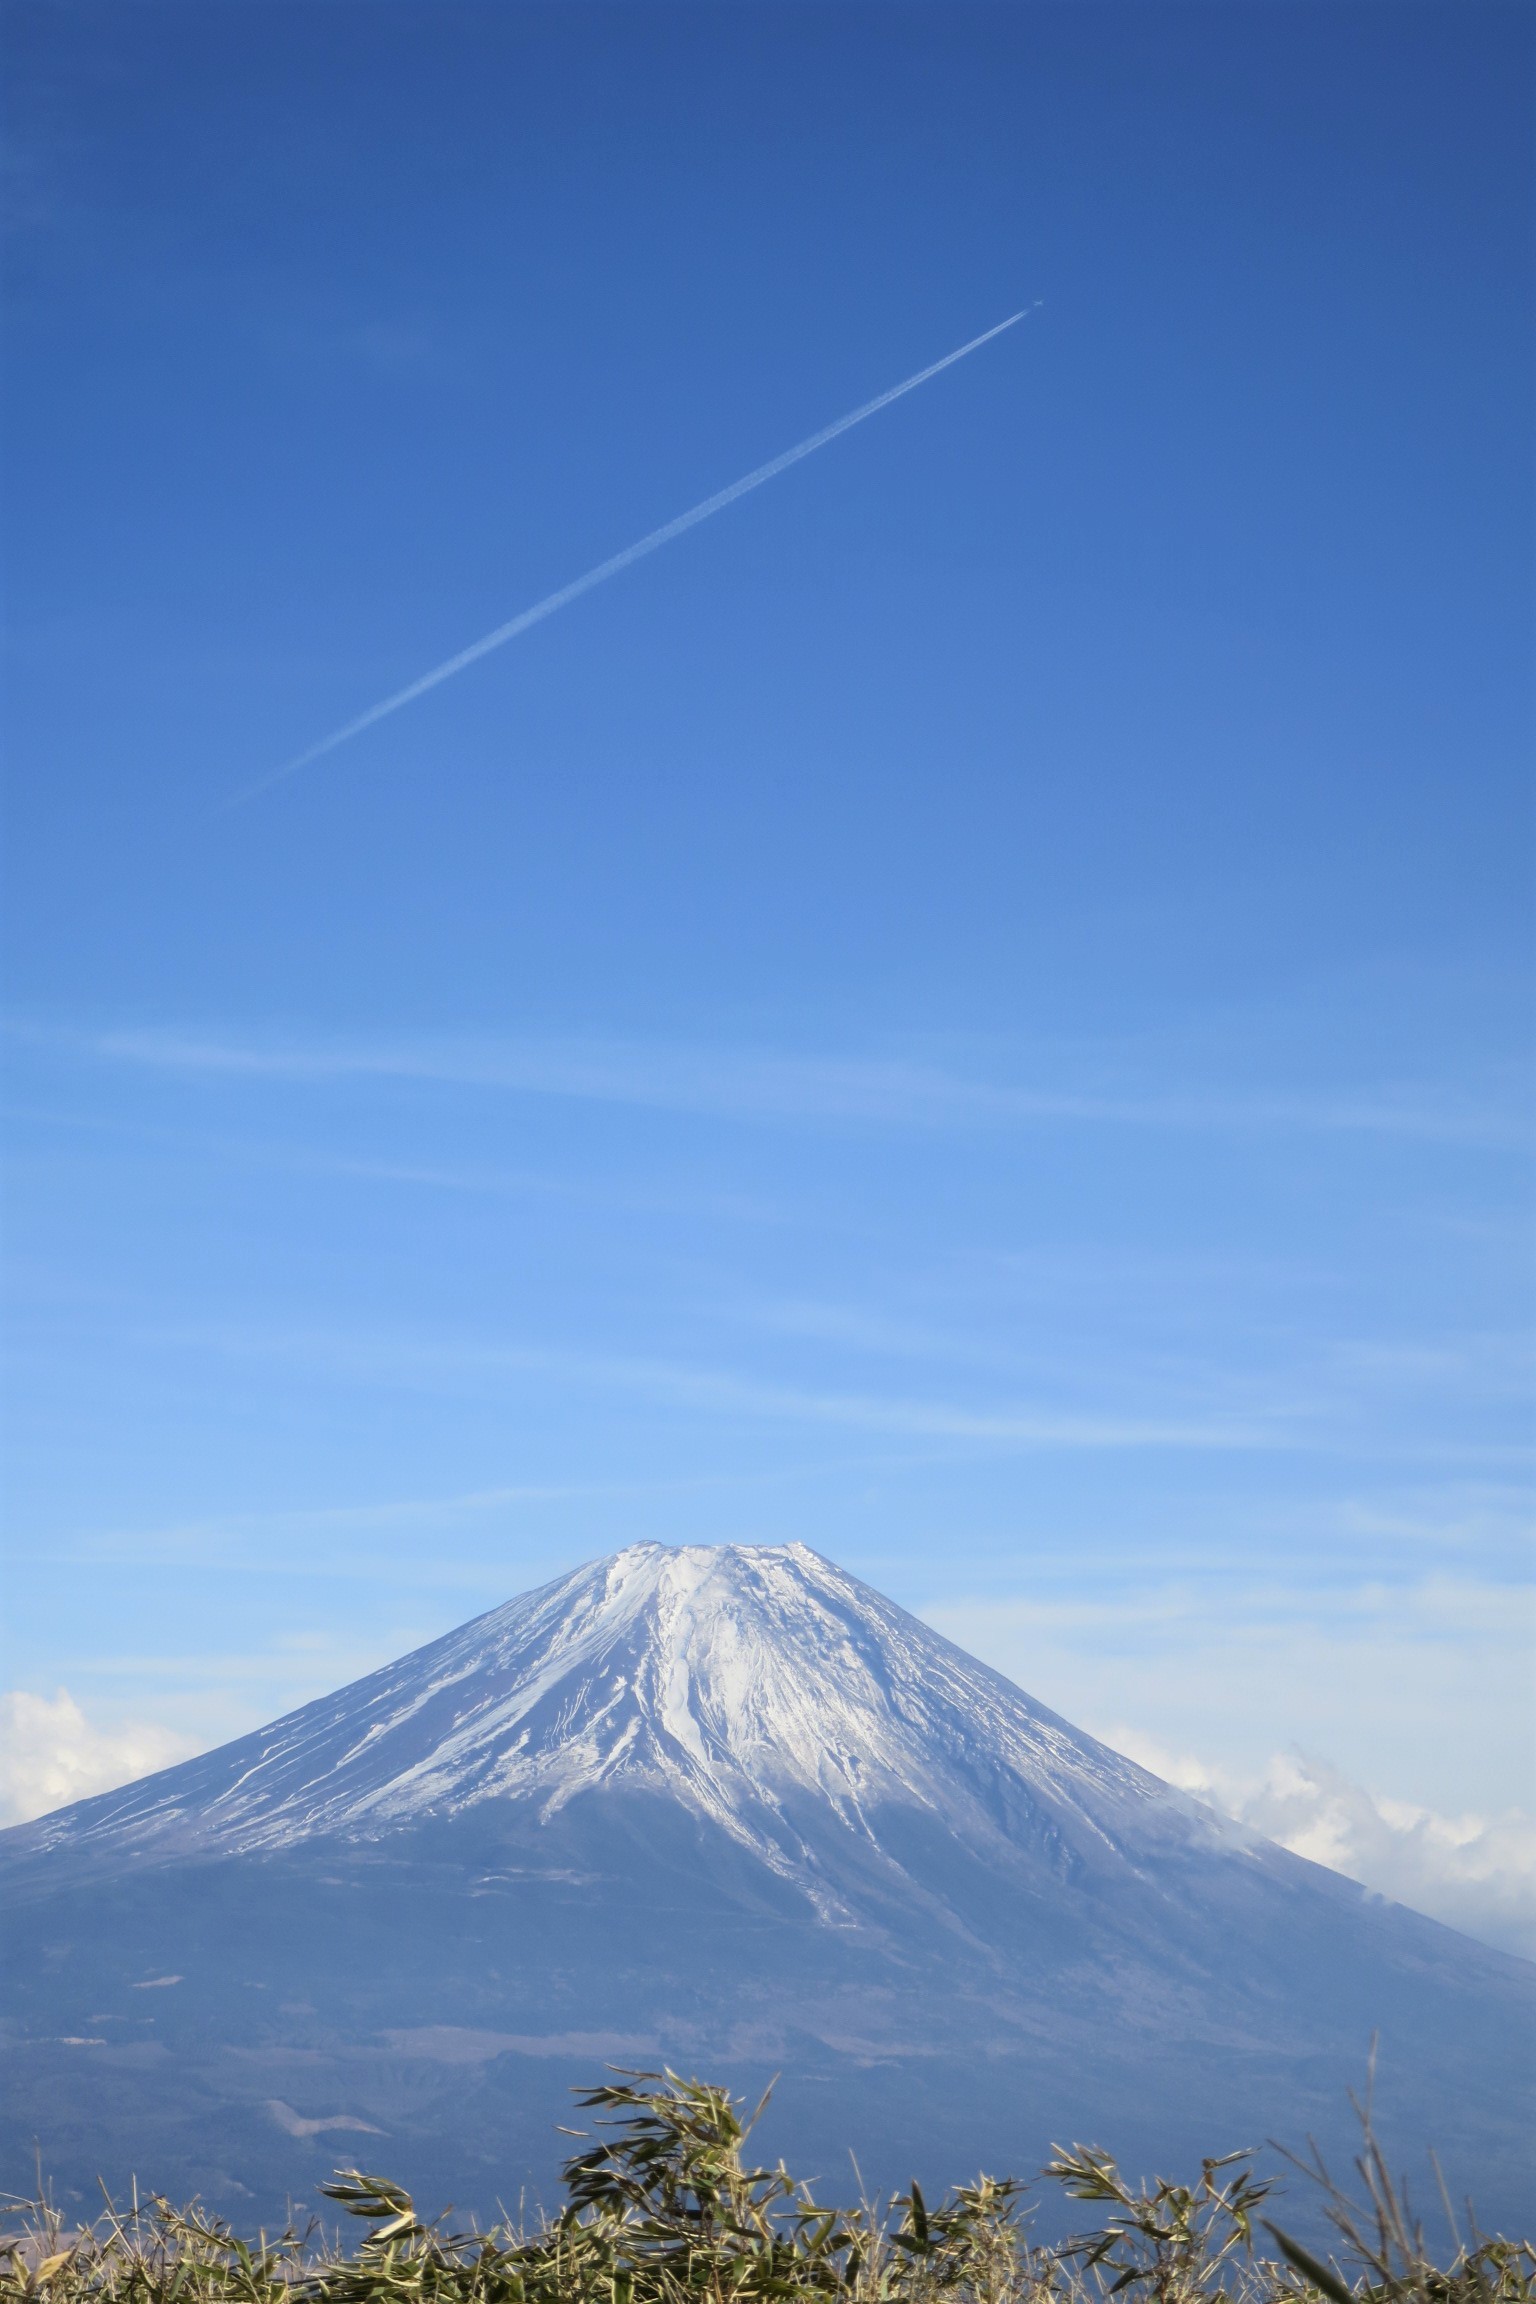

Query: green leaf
[1263,2222,1356,2304]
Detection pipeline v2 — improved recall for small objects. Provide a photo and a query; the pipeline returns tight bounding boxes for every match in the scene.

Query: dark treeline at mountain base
[3,2075,1531,2304]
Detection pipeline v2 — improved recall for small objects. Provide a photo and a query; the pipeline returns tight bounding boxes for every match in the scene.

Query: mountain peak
[11,1539,1202,1899]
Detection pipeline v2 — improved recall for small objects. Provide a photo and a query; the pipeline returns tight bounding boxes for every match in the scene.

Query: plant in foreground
[0,2072,1528,2304]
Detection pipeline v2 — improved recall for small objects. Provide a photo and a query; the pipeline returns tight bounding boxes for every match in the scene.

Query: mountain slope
[2,1543,1531,2232]
[6,1542,1256,1896]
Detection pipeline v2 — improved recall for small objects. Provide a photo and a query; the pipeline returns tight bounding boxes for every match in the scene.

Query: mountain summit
[3,1544,1532,2230]
[18,1542,1241,1909]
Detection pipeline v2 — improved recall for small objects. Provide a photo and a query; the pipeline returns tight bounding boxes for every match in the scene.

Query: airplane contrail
[233,305,1037,806]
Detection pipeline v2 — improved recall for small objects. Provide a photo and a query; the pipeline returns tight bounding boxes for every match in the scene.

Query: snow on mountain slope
[9,1543,1238,1901]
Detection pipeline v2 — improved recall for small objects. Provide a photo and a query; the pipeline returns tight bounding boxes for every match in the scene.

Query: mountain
[3,1543,1532,2232]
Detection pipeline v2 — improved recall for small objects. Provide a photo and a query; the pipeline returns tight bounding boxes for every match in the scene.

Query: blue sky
[2,3,1532,1930]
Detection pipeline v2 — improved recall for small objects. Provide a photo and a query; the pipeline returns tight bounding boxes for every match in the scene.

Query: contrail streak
[233,306,1036,806]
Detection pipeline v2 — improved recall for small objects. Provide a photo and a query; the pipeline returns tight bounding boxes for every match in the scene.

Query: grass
[2,2072,1529,2304]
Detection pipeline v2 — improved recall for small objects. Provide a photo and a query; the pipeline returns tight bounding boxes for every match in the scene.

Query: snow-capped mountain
[15,1543,1245,1903]
[3,1544,1532,2233]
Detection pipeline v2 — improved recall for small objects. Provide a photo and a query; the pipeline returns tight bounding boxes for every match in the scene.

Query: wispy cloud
[0,1098,789,1225]
[1332,1480,1536,1554]
[925,1574,1536,1824]
[932,1571,1536,1649]
[24,1472,738,1578]
[143,1319,1281,1453]
[12,1018,1526,1145]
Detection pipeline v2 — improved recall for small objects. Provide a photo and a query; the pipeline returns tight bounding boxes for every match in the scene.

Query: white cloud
[1106,1729,1536,1962]
[0,1689,196,1827]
